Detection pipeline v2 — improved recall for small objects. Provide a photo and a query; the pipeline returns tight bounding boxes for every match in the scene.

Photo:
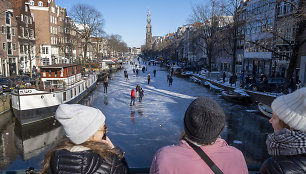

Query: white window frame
[38,1,43,7]
[30,1,34,6]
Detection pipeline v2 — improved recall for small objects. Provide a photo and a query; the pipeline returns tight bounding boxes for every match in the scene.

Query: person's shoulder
[215,138,244,156]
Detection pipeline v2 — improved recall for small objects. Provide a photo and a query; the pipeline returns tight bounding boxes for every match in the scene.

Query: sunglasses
[102,124,108,140]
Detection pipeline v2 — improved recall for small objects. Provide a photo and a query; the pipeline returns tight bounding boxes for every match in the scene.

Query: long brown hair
[279,119,291,130]
[41,138,122,174]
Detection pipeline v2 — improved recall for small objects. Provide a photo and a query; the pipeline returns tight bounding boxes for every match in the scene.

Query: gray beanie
[55,104,106,144]
[184,97,225,144]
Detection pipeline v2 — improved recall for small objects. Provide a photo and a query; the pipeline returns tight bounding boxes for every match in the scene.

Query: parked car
[0,78,15,92]
[249,77,285,92]
[11,75,35,88]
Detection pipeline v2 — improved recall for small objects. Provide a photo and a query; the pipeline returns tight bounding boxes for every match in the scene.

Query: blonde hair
[41,138,122,174]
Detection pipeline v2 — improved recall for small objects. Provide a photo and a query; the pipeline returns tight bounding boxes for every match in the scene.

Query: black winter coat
[47,147,129,174]
[259,154,306,174]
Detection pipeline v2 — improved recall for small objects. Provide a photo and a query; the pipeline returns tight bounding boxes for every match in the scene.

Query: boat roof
[39,64,80,69]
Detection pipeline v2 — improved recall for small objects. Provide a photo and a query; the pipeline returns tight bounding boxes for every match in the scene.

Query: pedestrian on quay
[153,69,156,77]
[259,87,306,174]
[130,88,136,105]
[139,88,144,102]
[240,72,245,88]
[167,74,170,83]
[223,72,226,83]
[168,76,173,87]
[148,74,151,85]
[136,69,139,77]
[41,104,129,174]
[103,75,108,93]
[150,97,248,174]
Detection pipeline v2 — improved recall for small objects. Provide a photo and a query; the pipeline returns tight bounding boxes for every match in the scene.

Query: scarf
[266,128,306,156]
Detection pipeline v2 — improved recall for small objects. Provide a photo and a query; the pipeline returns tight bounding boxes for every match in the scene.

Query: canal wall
[0,94,11,114]
[192,74,277,106]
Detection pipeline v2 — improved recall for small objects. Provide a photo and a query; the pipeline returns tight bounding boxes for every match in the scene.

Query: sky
[56,0,206,48]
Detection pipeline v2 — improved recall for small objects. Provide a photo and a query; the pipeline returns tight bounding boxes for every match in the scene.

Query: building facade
[10,0,36,75]
[0,0,19,76]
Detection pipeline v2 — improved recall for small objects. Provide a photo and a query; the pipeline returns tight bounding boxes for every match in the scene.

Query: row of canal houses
[151,0,306,85]
[0,0,111,77]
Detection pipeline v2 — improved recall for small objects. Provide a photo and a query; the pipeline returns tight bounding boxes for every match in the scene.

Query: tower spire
[146,10,152,50]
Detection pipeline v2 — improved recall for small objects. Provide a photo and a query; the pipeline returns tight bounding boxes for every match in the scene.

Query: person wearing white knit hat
[41,104,129,174]
[260,87,306,174]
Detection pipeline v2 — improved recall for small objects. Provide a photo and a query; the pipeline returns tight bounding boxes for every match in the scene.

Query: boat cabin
[39,64,82,90]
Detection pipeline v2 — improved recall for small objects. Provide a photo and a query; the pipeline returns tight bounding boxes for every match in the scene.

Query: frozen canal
[0,61,273,170]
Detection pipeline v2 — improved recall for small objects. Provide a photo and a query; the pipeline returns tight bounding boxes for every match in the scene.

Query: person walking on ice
[139,88,144,102]
[168,76,173,87]
[147,73,151,85]
[103,75,109,93]
[130,89,136,106]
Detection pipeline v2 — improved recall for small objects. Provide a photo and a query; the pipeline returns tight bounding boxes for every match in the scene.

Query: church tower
[146,10,152,50]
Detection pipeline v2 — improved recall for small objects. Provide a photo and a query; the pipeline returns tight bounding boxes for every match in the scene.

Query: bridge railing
[0,165,261,174]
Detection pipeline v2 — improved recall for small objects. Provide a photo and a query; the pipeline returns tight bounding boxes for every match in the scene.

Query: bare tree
[106,34,128,57]
[218,0,243,74]
[242,0,306,85]
[70,4,104,63]
[189,0,224,72]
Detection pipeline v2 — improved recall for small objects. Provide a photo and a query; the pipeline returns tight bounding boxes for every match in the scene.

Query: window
[38,1,43,6]
[63,92,66,101]
[12,27,15,35]
[7,42,12,55]
[30,1,34,6]
[51,7,55,13]
[25,5,28,12]
[3,43,5,50]
[1,26,4,34]
[42,47,49,54]
[6,12,10,25]
[24,16,28,24]
[30,29,34,38]
[6,26,11,40]
[20,44,23,53]
[21,27,24,37]
[13,43,16,50]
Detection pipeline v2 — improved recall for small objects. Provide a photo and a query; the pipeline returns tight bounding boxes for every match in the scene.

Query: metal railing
[0,165,261,174]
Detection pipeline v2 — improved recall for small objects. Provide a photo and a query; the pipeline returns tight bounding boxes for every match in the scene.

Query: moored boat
[258,102,272,118]
[11,64,97,125]
[221,89,252,104]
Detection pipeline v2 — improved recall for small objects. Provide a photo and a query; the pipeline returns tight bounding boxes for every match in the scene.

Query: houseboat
[11,64,97,125]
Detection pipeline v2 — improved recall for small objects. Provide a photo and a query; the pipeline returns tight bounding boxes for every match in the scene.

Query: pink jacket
[150,138,248,174]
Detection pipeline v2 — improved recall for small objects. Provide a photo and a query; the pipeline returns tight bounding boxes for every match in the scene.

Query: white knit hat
[271,87,306,132]
[55,104,106,144]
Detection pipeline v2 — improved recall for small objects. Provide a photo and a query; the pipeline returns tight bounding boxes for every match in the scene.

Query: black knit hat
[184,97,225,144]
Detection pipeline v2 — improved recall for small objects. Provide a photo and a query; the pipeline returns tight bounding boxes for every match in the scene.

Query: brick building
[0,0,19,76]
[9,0,36,75]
